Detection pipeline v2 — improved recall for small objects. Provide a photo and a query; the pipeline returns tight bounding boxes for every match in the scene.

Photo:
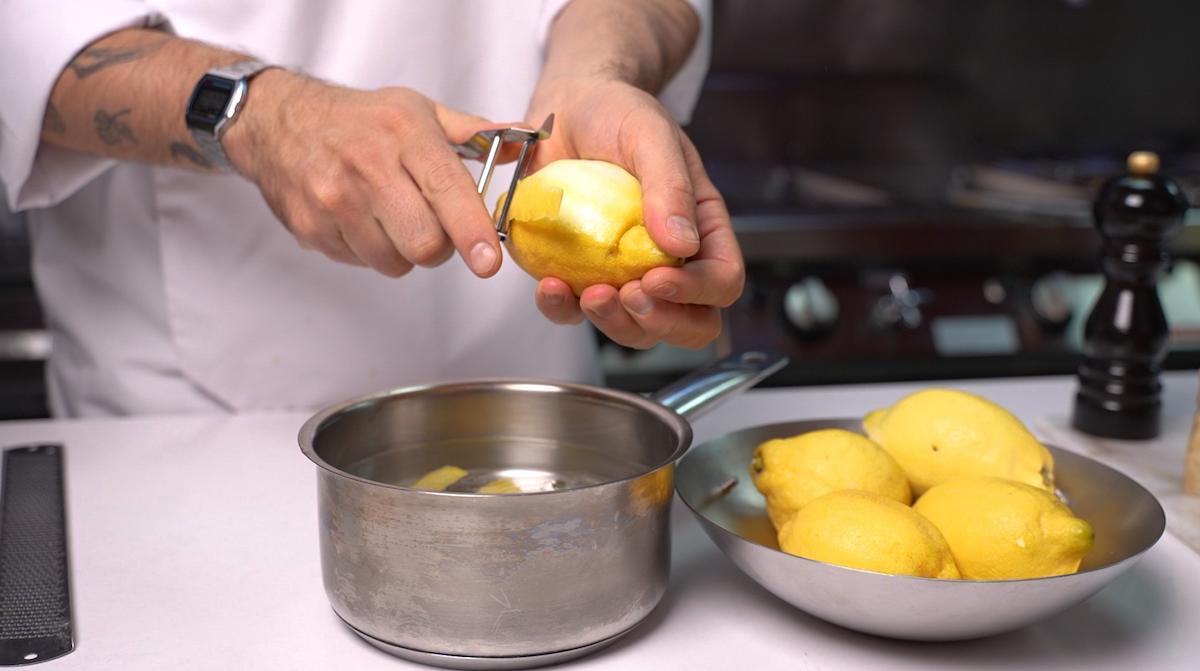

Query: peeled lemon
[497,159,683,295]
[412,465,468,491]
[863,388,1054,495]
[751,429,911,530]
[778,490,960,579]
[914,477,1094,579]
[477,478,522,494]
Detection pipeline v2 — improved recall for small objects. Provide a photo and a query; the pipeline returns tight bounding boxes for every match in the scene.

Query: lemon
[477,478,522,494]
[412,465,468,491]
[751,429,911,530]
[497,159,683,295]
[864,388,1054,495]
[862,408,887,443]
[914,477,1094,579]
[778,490,960,579]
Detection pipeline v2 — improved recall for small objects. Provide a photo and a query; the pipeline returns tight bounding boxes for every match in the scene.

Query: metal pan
[676,418,1166,641]
[298,351,787,669]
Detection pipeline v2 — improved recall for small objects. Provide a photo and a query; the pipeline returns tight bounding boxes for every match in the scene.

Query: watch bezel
[185,73,249,138]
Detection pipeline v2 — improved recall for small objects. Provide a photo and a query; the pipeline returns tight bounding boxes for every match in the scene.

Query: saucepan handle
[650,351,788,421]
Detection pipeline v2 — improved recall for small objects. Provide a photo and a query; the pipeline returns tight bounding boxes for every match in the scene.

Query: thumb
[629,118,700,259]
[435,104,531,164]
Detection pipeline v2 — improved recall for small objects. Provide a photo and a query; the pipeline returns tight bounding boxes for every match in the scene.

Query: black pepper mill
[1071,151,1190,440]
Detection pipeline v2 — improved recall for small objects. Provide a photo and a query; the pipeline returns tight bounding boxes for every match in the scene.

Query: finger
[340,211,415,278]
[620,111,699,259]
[642,138,744,307]
[402,118,501,278]
[536,277,585,325]
[679,132,737,237]
[434,104,514,145]
[370,173,455,268]
[619,281,722,349]
[318,230,368,267]
[579,284,655,349]
[436,104,534,164]
[286,208,365,267]
[640,259,742,308]
[640,201,743,307]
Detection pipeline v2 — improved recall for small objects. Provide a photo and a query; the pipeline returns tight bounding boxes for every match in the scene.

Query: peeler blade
[453,113,555,241]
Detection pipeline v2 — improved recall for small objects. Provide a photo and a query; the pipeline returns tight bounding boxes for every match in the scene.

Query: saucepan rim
[298,377,694,498]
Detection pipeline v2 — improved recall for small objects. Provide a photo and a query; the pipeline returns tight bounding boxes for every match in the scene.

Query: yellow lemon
[862,408,887,443]
[477,478,522,494]
[914,477,1094,580]
[498,159,683,295]
[751,429,911,530]
[778,490,960,579]
[412,465,468,491]
[864,388,1054,495]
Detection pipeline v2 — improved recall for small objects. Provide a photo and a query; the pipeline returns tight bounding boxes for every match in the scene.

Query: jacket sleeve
[0,1,171,211]
[537,0,712,124]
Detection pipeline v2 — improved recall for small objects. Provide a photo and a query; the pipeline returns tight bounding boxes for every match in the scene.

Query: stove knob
[783,277,839,337]
[870,273,931,329]
[1031,272,1074,330]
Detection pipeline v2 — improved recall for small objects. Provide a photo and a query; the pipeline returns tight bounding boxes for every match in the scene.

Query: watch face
[186,75,236,132]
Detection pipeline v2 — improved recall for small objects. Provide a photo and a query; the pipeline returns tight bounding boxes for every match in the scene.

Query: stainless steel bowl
[298,353,786,669]
[675,418,1167,641]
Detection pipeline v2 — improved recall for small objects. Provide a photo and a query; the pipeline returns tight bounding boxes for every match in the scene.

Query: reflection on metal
[650,351,788,420]
[0,330,51,361]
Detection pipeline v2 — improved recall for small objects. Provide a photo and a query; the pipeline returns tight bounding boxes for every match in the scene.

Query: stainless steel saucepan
[675,418,1167,641]
[298,352,787,669]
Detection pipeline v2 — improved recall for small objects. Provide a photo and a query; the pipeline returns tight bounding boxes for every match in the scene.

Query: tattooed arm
[39,27,511,280]
[40,28,245,170]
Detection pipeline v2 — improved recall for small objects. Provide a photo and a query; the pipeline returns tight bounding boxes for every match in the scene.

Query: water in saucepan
[340,435,653,494]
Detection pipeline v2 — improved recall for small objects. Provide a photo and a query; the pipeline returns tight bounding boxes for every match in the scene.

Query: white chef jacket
[0,0,710,417]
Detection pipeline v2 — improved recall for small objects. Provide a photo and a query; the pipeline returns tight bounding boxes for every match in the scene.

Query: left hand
[526,76,745,349]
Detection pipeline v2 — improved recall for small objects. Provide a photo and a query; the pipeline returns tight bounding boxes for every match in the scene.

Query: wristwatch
[185,59,276,171]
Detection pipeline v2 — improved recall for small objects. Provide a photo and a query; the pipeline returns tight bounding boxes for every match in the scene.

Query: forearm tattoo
[169,141,213,169]
[94,108,137,146]
[43,102,66,134]
[70,41,163,79]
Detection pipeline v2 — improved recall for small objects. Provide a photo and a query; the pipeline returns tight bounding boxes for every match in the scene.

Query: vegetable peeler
[452,113,554,241]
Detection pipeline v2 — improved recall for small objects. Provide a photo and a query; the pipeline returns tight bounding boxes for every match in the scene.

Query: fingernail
[649,282,677,299]
[667,215,699,245]
[625,289,654,316]
[544,292,564,307]
[469,242,497,274]
[588,298,619,320]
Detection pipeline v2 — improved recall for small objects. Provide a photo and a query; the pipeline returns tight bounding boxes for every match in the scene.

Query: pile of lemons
[751,389,1094,580]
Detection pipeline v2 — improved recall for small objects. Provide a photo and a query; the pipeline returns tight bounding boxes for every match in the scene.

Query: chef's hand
[224,70,507,278]
[527,76,745,349]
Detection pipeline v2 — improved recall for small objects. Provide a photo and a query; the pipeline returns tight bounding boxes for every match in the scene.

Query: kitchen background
[4,0,1200,418]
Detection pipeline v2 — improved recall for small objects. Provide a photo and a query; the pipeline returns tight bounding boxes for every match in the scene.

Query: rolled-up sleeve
[537,0,712,124]
[0,1,170,211]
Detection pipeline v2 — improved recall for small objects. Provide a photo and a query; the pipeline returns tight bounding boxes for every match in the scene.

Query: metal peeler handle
[453,113,554,241]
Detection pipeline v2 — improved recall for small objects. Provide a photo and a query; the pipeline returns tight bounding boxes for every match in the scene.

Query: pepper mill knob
[1071,151,1190,439]
[1127,150,1160,176]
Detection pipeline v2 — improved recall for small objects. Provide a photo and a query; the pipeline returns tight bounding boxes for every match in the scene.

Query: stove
[593,0,1200,391]
[715,158,1200,387]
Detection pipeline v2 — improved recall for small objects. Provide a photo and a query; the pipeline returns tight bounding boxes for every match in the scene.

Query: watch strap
[211,58,273,82]
[191,127,226,171]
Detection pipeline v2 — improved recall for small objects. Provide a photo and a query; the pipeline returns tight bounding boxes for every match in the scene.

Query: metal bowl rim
[676,417,1168,585]
[298,377,693,497]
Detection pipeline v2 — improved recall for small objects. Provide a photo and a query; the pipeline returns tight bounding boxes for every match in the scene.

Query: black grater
[0,445,73,666]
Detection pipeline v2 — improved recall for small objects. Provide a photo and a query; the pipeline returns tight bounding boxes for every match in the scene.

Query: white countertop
[1,372,1198,670]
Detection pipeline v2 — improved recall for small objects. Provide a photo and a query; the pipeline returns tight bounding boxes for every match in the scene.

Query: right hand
[224,70,505,278]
